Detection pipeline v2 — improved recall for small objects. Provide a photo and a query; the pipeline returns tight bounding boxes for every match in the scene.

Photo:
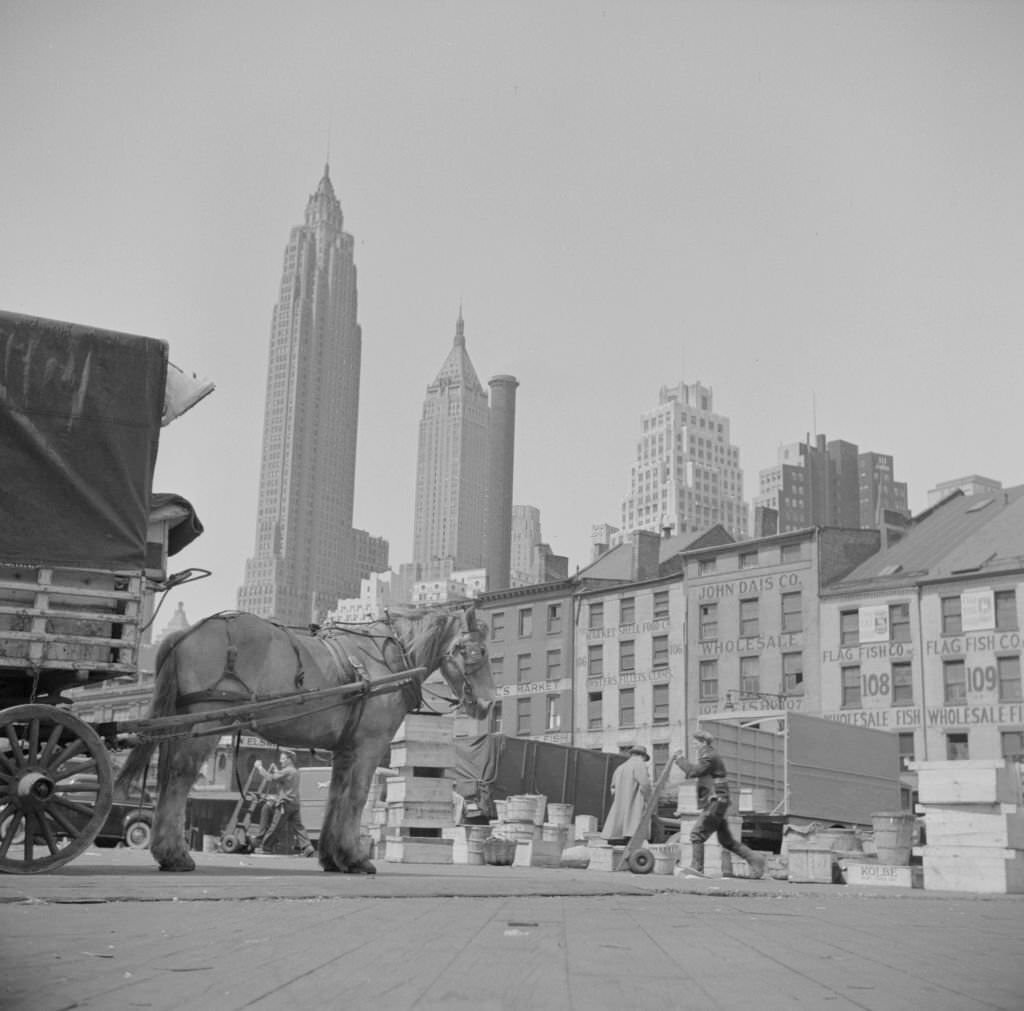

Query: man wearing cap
[601,745,653,843]
[671,729,766,879]
[252,749,315,857]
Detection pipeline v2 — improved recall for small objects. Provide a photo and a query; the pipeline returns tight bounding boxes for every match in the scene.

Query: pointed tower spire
[455,305,465,347]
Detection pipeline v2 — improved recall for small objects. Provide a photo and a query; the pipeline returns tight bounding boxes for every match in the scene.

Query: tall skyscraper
[753,434,909,534]
[238,165,385,626]
[412,312,517,587]
[619,381,748,541]
[510,505,542,586]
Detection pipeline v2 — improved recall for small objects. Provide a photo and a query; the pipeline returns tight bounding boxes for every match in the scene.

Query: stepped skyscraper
[620,381,748,541]
[238,165,386,626]
[412,312,517,588]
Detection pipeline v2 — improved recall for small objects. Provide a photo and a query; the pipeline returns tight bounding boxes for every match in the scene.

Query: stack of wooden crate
[910,759,1024,894]
[383,714,457,865]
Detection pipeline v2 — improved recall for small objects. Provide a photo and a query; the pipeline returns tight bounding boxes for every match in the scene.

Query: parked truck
[697,713,902,847]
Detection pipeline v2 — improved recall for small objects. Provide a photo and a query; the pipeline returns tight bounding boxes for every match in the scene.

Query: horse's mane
[389,608,460,670]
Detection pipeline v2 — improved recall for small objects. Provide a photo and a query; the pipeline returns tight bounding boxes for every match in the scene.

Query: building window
[840,610,859,646]
[841,666,861,708]
[1001,730,1024,761]
[890,602,911,643]
[652,742,670,781]
[516,654,532,684]
[740,655,759,696]
[490,701,503,734]
[946,732,969,761]
[619,639,636,672]
[652,635,669,669]
[653,590,670,620]
[589,601,604,630]
[490,656,504,682]
[739,598,759,638]
[891,662,914,706]
[517,698,531,736]
[491,612,505,641]
[587,644,603,678]
[996,590,1018,630]
[546,649,562,680]
[782,652,803,695]
[698,558,716,576]
[739,550,758,569]
[941,596,962,636]
[587,691,603,730]
[620,596,635,626]
[781,542,802,563]
[619,687,636,727]
[998,655,1022,702]
[699,603,718,640]
[781,592,802,634]
[518,608,532,637]
[545,695,560,731]
[652,683,670,724]
[699,660,718,701]
[898,732,915,771]
[943,660,966,703]
[547,603,562,634]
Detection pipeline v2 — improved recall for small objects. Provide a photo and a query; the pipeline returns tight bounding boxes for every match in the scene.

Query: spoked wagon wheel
[0,705,113,874]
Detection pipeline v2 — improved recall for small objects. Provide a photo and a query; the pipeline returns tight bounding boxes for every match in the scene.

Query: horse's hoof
[158,856,196,873]
[345,859,377,875]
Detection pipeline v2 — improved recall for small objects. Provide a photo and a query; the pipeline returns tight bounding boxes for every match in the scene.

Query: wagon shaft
[103,667,425,744]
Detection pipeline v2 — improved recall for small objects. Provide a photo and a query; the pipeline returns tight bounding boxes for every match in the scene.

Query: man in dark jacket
[671,729,766,879]
[252,749,315,857]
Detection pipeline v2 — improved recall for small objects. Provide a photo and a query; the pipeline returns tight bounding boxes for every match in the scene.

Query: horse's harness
[171,610,484,727]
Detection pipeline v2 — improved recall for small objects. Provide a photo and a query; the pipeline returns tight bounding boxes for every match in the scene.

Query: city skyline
[2,4,1021,625]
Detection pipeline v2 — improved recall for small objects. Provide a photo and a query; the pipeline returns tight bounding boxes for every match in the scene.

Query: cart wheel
[221,833,240,853]
[627,848,655,875]
[124,818,152,850]
[0,704,113,874]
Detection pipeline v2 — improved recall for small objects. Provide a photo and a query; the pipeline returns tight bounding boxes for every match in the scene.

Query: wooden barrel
[505,795,536,823]
[466,825,489,865]
[872,811,915,865]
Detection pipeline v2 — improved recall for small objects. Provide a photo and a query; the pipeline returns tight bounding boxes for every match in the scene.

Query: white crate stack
[910,759,1024,894]
[384,714,458,865]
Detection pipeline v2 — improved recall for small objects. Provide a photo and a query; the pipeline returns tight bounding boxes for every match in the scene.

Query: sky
[2,2,1022,630]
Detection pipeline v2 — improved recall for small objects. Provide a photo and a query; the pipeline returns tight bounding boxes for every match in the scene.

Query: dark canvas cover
[0,310,167,569]
[454,733,626,822]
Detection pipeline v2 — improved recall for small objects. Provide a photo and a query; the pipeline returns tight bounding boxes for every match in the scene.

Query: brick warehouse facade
[470,490,1024,792]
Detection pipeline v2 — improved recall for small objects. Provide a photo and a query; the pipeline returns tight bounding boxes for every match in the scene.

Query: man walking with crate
[672,729,767,879]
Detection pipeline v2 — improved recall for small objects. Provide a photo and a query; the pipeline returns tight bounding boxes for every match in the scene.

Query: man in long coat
[601,745,652,842]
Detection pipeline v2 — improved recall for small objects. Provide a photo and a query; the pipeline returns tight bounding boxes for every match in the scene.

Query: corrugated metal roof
[832,485,1024,589]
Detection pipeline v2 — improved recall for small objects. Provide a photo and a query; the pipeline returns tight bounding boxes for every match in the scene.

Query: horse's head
[439,605,494,721]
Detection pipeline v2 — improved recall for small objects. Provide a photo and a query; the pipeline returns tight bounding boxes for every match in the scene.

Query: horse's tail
[115,629,187,791]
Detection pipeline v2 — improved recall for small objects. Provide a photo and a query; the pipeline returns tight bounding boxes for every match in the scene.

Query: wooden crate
[586,844,624,872]
[675,783,700,814]
[393,714,456,745]
[843,862,916,888]
[922,804,1024,849]
[390,741,456,769]
[386,776,454,805]
[384,836,453,865]
[513,839,563,869]
[909,760,1022,805]
[919,848,1024,894]
[386,800,455,830]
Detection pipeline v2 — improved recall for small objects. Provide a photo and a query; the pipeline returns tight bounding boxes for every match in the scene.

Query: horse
[116,604,493,873]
